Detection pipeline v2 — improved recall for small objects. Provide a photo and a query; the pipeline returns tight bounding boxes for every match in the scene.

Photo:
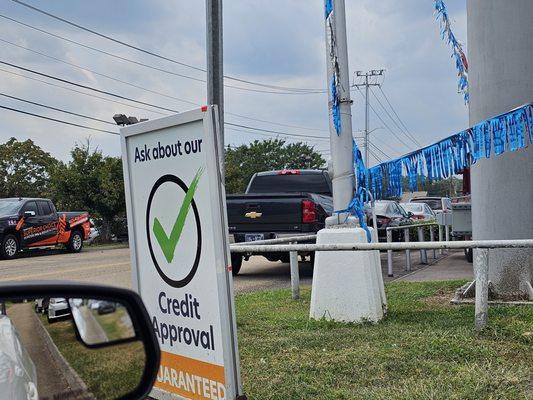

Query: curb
[31,311,94,398]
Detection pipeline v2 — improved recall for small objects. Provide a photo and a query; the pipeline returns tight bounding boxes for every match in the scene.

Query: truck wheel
[231,254,243,276]
[1,234,19,259]
[465,248,473,263]
[67,230,84,253]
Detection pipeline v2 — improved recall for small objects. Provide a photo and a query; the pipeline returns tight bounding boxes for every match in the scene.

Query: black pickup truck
[0,198,91,259]
[227,169,333,275]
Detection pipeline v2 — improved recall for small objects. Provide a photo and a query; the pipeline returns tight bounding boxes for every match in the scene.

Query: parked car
[409,196,452,213]
[226,169,333,274]
[0,315,38,400]
[365,200,413,242]
[47,298,71,323]
[97,301,117,315]
[86,219,100,245]
[400,202,436,221]
[33,298,49,314]
[0,198,91,259]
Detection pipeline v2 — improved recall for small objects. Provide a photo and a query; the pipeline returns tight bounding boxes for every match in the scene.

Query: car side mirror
[0,281,160,400]
[407,212,414,217]
[24,210,36,218]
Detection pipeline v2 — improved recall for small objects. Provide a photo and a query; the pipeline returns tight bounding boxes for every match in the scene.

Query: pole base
[309,225,386,323]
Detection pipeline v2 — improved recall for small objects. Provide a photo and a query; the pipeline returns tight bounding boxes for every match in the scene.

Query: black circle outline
[146,174,202,288]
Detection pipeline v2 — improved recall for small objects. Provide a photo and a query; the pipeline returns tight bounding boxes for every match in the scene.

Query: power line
[369,86,421,147]
[0,104,118,134]
[9,1,325,93]
[368,141,391,160]
[354,87,413,151]
[0,14,320,96]
[225,123,329,141]
[368,148,384,164]
[225,126,324,145]
[352,69,384,167]
[0,37,199,107]
[0,67,169,116]
[0,92,115,125]
[0,27,330,132]
[1,60,328,141]
[0,60,180,113]
[377,86,421,146]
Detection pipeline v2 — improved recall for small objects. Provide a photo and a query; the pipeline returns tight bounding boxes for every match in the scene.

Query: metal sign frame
[120,106,242,399]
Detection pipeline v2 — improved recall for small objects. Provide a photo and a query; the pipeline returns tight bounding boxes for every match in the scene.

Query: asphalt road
[0,246,314,293]
[0,245,460,292]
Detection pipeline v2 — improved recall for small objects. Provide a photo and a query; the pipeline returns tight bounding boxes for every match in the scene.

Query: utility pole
[206,0,225,181]
[310,0,386,324]
[324,0,355,215]
[352,69,384,166]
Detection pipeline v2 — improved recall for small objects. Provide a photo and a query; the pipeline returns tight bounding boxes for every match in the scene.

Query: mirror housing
[24,210,36,218]
[0,281,160,400]
[407,211,414,218]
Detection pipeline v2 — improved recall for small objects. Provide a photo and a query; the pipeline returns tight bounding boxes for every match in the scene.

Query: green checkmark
[152,168,203,263]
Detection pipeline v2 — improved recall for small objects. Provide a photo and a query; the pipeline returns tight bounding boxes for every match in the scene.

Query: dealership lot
[0,245,458,291]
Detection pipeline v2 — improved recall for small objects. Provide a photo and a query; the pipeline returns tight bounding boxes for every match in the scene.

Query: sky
[0,0,468,166]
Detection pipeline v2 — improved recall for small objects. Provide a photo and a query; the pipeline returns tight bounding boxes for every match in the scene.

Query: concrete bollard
[310,221,385,323]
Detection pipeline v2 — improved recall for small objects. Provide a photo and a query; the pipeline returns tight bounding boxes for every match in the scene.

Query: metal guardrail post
[429,226,436,259]
[445,224,450,253]
[404,228,411,271]
[438,225,444,255]
[289,247,300,300]
[474,248,489,331]
[386,229,393,277]
[417,226,428,264]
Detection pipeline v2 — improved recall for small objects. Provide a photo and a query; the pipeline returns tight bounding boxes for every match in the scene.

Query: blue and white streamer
[325,0,341,134]
[335,140,372,242]
[363,103,532,200]
[434,0,469,104]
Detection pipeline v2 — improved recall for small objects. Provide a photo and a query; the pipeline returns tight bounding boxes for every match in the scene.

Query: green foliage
[0,138,58,198]
[225,139,326,193]
[50,142,125,241]
[401,175,463,197]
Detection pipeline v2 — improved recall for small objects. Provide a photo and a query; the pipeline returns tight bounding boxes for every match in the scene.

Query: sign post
[120,106,243,400]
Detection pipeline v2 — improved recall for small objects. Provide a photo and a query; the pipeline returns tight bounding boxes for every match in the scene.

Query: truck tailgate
[227,193,306,233]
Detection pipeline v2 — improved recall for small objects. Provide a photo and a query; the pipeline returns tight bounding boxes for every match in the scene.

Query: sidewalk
[391,249,473,282]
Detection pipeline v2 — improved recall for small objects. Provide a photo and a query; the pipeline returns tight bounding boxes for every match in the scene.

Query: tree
[0,138,58,198]
[400,175,463,197]
[50,142,125,242]
[224,139,326,193]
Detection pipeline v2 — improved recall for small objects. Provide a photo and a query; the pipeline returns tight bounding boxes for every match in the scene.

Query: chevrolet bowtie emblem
[245,211,262,219]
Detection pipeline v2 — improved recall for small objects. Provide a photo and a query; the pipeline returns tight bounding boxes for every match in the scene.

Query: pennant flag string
[434,0,470,104]
[361,103,532,200]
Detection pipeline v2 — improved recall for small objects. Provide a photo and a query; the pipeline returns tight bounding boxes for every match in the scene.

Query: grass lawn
[91,306,135,341]
[40,315,145,400]
[236,280,533,400]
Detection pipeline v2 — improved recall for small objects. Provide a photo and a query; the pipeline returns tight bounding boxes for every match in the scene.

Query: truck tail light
[302,200,317,223]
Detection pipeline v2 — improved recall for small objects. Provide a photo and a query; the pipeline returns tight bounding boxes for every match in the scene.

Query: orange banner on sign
[155,351,226,399]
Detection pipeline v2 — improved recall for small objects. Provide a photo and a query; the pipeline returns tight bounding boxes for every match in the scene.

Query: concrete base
[309,225,386,323]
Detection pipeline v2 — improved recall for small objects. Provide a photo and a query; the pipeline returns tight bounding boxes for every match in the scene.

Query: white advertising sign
[120,106,242,400]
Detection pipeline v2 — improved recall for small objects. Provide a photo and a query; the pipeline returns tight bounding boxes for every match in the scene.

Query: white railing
[230,239,533,331]
[385,222,448,276]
